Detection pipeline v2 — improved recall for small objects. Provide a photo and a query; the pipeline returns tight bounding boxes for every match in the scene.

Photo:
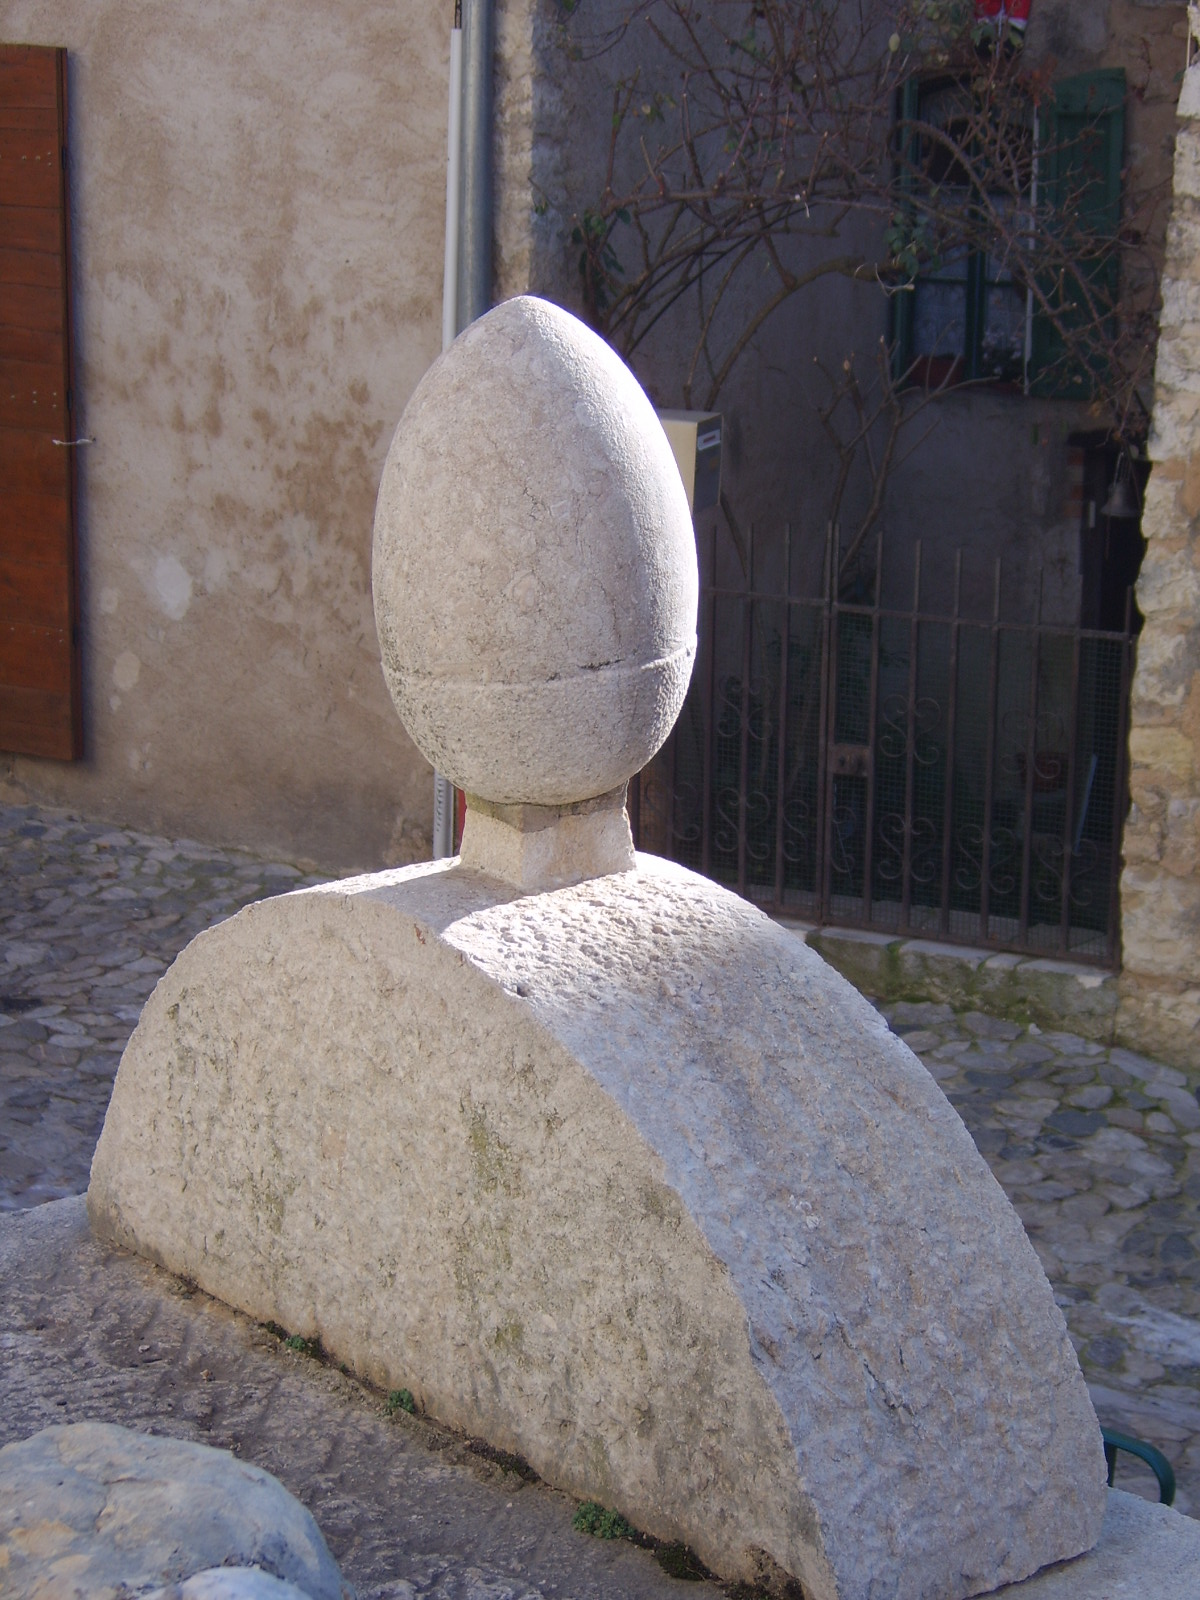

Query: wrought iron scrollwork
[1031,833,1101,910]
[955,823,1019,899]
[877,813,940,886]
[879,694,943,767]
[781,796,812,866]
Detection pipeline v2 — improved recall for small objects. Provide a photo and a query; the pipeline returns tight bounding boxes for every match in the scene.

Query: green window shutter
[1028,68,1125,398]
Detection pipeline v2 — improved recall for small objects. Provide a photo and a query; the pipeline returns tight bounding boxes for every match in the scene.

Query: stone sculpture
[89,295,1107,1599]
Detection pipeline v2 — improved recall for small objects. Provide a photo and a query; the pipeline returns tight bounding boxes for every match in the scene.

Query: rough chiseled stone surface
[1121,113,1200,1074]
[0,1422,348,1600]
[993,1490,1200,1599]
[5,1198,1199,1600]
[89,852,1106,1600]
[6,801,1200,1514]
[371,297,697,808]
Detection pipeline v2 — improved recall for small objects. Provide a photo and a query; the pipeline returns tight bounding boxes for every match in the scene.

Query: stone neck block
[457,787,634,891]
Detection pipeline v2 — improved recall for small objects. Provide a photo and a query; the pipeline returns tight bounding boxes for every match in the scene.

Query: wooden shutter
[0,44,80,759]
[1028,69,1125,399]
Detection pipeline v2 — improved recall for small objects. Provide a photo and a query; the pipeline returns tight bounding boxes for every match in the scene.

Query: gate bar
[1058,621,1084,953]
[900,540,923,934]
[701,519,717,877]
[938,551,963,937]
[858,524,886,927]
[1017,570,1043,948]
[773,523,792,906]
[979,558,1003,942]
[816,523,836,922]
[736,529,754,898]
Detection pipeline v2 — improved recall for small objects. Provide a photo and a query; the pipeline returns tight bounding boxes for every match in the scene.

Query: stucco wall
[0,1,461,869]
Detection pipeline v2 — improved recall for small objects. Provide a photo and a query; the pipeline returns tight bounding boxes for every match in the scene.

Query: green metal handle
[1101,1427,1175,1506]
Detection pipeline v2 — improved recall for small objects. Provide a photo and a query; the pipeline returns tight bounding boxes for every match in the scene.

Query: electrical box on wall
[658,410,722,515]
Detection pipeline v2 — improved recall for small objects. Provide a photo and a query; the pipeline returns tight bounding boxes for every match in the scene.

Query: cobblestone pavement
[2,801,1198,1515]
[0,804,324,1211]
[879,999,1200,1517]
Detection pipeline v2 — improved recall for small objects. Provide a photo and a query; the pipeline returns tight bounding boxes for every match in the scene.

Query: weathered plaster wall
[1119,100,1200,1072]
[0,1,461,870]
[495,0,540,304]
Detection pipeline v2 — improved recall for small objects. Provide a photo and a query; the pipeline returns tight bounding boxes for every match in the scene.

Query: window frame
[891,67,1126,400]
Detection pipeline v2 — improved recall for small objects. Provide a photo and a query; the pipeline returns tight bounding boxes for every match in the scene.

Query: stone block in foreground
[0,1422,348,1600]
[89,854,1107,1600]
[999,1490,1200,1599]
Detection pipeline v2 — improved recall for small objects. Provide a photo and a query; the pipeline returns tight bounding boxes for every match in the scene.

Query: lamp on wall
[1101,453,1141,521]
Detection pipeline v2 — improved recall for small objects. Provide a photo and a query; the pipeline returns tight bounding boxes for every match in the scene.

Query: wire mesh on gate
[632,522,1136,966]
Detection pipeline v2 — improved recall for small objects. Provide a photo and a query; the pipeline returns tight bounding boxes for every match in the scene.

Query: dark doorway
[1076,435,1147,635]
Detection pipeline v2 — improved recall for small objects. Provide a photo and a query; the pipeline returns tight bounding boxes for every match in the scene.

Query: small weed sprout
[572,1501,636,1540]
[283,1333,322,1359]
[386,1388,416,1416]
[263,1322,322,1360]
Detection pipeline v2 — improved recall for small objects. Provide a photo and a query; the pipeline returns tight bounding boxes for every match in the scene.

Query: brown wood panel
[0,132,61,208]
[0,43,78,761]
[0,557,71,628]
[0,686,75,759]
[0,357,66,428]
[0,428,68,495]
[0,203,60,252]
[0,353,64,387]
[0,280,63,334]
[0,619,72,692]
[0,322,62,365]
[0,104,57,134]
[0,490,71,563]
[0,50,58,110]
[0,245,60,287]
[0,127,57,163]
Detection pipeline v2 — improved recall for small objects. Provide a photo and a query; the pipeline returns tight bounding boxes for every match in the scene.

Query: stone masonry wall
[1119,89,1200,1075]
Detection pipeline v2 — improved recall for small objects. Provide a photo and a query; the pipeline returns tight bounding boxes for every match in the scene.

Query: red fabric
[975,0,1031,25]
[455,786,467,851]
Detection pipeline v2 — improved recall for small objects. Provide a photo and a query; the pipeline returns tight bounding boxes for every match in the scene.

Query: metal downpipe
[433,0,493,860]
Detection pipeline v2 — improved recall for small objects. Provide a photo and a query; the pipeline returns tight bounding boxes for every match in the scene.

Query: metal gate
[631,522,1136,966]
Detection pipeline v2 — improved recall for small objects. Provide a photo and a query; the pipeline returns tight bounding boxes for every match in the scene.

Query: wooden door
[0,43,80,759]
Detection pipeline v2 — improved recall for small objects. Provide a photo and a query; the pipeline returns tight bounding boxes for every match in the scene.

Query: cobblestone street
[0,804,323,1211]
[2,801,1198,1516]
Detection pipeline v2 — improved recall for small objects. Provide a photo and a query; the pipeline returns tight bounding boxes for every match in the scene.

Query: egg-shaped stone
[372,295,698,807]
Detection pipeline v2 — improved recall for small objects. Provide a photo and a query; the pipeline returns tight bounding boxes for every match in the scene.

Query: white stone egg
[372,295,698,807]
